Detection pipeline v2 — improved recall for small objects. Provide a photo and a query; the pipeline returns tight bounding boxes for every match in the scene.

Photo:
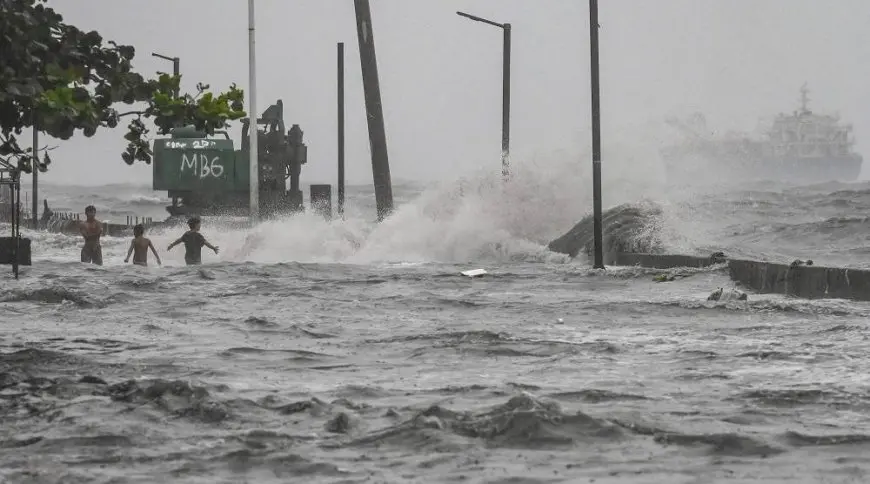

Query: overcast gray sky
[35,0,870,186]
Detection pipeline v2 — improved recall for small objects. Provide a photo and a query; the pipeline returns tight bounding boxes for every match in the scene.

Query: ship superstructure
[661,85,863,184]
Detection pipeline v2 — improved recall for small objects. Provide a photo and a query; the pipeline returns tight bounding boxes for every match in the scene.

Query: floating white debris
[707,287,748,302]
[461,269,487,278]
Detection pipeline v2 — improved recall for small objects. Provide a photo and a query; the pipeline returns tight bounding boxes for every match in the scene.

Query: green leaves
[122,79,245,163]
[0,0,247,173]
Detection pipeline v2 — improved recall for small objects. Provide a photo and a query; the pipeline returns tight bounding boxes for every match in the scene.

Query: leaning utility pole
[353,0,394,221]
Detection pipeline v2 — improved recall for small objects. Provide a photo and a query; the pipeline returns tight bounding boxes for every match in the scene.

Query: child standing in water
[79,205,103,265]
[167,216,219,265]
[124,224,161,267]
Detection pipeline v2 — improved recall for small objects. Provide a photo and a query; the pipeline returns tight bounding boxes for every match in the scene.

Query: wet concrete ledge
[606,252,726,269]
[727,259,870,302]
[607,252,870,302]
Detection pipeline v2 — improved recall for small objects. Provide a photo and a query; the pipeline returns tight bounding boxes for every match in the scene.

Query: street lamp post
[151,52,180,98]
[337,42,346,218]
[456,11,511,180]
[589,0,604,269]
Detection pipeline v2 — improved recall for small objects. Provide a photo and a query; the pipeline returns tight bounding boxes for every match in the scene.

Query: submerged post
[589,0,604,269]
[353,0,393,221]
[31,123,37,230]
[14,174,20,278]
[337,42,346,218]
[247,0,260,220]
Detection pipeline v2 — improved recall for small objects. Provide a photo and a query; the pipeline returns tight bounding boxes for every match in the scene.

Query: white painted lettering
[208,156,224,178]
[181,153,196,172]
[167,140,218,150]
[180,153,224,179]
[199,159,211,178]
[192,140,216,149]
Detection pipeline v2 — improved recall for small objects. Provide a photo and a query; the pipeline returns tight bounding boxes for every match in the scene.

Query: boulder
[547,202,664,258]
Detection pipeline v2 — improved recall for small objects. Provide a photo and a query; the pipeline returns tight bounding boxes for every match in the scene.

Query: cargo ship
[661,85,863,184]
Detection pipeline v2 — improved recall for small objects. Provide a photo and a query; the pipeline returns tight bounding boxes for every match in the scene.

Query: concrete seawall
[606,252,727,269]
[728,259,870,302]
[39,218,152,238]
[608,252,870,302]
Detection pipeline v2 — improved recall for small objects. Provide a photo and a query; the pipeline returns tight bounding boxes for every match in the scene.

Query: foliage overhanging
[0,0,246,174]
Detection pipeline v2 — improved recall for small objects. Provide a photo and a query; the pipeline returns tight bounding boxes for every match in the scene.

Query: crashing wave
[547,201,664,258]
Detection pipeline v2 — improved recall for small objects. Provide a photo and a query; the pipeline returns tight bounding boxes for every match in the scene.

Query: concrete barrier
[606,251,870,302]
[310,184,332,220]
[25,214,163,238]
[606,252,727,269]
[728,259,870,302]
[0,237,32,266]
[38,218,132,238]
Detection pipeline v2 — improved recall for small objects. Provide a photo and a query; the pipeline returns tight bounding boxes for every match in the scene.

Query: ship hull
[663,152,863,186]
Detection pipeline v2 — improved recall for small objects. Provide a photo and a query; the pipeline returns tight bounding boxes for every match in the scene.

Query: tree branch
[117,111,145,118]
[2,0,245,167]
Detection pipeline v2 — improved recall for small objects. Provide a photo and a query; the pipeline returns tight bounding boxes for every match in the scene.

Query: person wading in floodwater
[124,224,161,267]
[79,205,103,265]
[167,216,219,265]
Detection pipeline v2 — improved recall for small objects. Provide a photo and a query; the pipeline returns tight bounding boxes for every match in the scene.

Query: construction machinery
[151,100,308,217]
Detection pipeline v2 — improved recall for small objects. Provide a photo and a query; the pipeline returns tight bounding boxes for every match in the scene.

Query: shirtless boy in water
[79,205,103,265]
[124,224,161,267]
[167,216,219,265]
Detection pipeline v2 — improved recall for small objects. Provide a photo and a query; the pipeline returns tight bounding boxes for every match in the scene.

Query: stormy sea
[2,158,870,483]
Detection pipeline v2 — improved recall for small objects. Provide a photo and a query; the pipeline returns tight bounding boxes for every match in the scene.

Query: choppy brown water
[2,260,869,483]
[5,177,870,483]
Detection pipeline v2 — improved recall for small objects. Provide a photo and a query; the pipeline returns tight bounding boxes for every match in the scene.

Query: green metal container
[152,128,241,192]
[150,100,309,217]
